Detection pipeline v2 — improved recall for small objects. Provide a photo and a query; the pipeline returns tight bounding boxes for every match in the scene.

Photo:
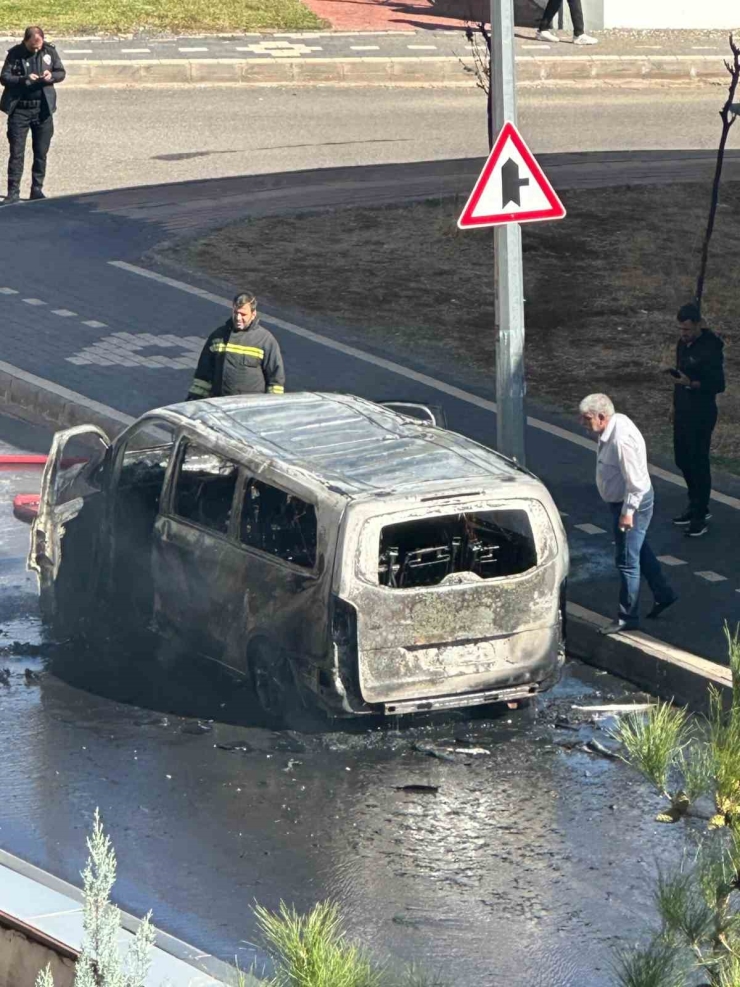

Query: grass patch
[162,183,740,473]
[0,0,326,36]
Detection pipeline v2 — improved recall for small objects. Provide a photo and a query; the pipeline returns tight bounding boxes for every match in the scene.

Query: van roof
[163,393,524,497]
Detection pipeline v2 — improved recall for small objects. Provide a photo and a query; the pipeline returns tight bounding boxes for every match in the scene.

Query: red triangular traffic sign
[458,121,566,229]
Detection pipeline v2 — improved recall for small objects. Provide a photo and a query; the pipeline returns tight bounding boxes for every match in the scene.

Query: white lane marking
[61,48,93,53]
[52,309,78,317]
[695,571,727,583]
[23,298,46,306]
[658,555,688,566]
[178,46,209,52]
[635,45,662,49]
[107,260,740,513]
[692,46,719,50]
[407,44,437,49]
[121,47,152,53]
[350,45,380,50]
[521,44,551,49]
[82,320,107,328]
[574,523,606,535]
[0,287,18,294]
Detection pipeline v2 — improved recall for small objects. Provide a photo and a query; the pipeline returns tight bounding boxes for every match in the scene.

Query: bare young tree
[695,34,740,314]
[464,22,493,149]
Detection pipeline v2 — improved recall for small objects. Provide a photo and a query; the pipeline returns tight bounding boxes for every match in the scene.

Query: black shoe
[29,187,46,201]
[647,596,678,620]
[673,510,711,526]
[3,188,20,205]
[687,521,708,537]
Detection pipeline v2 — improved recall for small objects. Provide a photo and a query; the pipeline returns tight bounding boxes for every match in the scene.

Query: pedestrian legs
[539,0,585,36]
[608,496,672,625]
[30,111,53,192]
[674,405,718,520]
[6,108,31,193]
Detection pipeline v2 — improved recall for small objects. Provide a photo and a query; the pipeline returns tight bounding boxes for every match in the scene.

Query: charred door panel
[29,425,110,630]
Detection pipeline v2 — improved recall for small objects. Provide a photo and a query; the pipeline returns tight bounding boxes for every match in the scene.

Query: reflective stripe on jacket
[187,318,286,399]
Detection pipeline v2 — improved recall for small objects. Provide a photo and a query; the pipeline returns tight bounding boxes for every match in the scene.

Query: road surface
[43,83,737,197]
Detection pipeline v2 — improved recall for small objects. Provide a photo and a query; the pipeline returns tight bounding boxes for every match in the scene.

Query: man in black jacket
[188,292,286,400]
[1,26,65,204]
[671,302,725,538]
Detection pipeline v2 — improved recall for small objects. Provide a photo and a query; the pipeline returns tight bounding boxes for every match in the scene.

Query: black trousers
[7,103,54,191]
[674,403,718,520]
[539,0,585,35]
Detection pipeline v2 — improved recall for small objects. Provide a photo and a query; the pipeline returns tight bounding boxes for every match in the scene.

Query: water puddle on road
[0,457,686,986]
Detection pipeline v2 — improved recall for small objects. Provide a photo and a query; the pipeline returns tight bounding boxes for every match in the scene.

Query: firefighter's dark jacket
[674,329,725,414]
[188,318,286,399]
[0,42,65,116]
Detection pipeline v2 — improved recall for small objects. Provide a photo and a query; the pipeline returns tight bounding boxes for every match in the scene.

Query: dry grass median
[161,183,740,475]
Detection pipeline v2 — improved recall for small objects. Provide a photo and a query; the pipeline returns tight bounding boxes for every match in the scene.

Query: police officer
[1,26,65,204]
[188,291,286,400]
[670,302,725,538]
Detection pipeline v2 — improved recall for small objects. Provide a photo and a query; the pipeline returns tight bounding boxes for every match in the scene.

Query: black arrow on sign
[501,158,529,209]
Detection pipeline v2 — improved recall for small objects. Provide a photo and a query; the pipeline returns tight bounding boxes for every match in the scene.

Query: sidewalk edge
[58,54,731,86]
[566,601,731,713]
[0,358,134,438]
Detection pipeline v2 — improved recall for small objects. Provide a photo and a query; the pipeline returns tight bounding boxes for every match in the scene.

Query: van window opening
[240,478,317,570]
[174,443,239,535]
[378,509,537,588]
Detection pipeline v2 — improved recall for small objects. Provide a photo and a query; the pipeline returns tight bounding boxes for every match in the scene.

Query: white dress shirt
[595,413,652,516]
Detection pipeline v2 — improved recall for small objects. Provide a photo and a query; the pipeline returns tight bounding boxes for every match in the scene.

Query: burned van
[29,393,568,721]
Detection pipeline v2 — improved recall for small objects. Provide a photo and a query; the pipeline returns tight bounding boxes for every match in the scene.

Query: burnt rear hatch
[344,497,564,706]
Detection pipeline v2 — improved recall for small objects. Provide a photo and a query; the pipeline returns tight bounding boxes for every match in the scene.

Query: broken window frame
[356,498,557,591]
[237,472,319,573]
[171,438,241,538]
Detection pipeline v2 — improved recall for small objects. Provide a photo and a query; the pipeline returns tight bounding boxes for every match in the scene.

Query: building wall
[604,0,739,28]
[515,0,738,30]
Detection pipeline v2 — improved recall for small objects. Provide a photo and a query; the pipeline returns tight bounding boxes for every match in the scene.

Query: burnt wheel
[249,639,327,732]
[249,639,296,727]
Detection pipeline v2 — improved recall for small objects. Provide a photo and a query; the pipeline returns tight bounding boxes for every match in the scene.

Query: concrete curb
[0,847,256,985]
[0,358,134,439]
[58,53,731,86]
[566,602,731,714]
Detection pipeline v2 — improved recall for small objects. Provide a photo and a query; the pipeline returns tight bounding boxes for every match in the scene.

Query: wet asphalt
[0,411,691,986]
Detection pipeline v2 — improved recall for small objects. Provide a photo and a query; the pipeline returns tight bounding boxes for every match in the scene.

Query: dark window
[240,477,317,570]
[378,509,537,588]
[174,441,238,535]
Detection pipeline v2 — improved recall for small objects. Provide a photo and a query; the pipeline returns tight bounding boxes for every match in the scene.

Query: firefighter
[188,291,285,400]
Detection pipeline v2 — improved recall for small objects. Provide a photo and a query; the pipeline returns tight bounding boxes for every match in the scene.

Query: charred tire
[249,639,298,729]
[249,639,326,732]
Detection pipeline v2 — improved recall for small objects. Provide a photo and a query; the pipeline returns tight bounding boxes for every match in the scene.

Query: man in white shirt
[579,393,677,635]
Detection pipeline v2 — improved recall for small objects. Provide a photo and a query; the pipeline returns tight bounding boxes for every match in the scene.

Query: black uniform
[673,329,725,522]
[0,41,65,196]
[188,318,286,399]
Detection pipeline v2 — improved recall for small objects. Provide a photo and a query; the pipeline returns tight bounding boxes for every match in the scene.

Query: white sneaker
[536,29,560,43]
[573,33,598,45]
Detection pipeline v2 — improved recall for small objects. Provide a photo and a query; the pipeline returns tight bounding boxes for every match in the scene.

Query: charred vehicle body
[29,393,569,720]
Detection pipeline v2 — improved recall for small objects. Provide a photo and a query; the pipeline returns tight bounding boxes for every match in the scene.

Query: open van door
[29,425,110,630]
[380,402,447,429]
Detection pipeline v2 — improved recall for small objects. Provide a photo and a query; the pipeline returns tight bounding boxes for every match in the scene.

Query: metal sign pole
[491,0,526,465]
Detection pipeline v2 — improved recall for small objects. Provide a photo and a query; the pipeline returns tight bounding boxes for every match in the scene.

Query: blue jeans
[608,496,674,626]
